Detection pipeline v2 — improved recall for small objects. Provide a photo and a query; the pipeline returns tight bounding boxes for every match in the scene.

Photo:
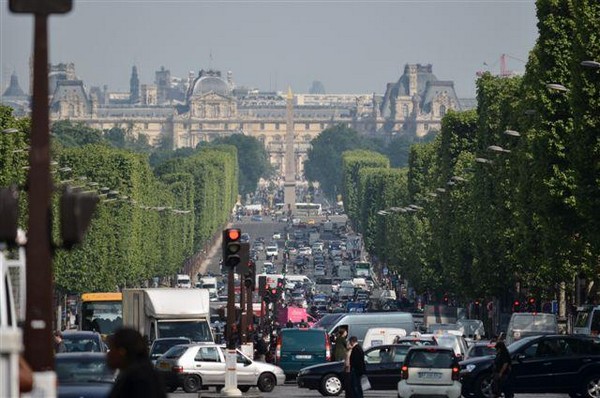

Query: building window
[275,123,280,130]
[239,123,244,130]
[403,104,409,118]
[144,123,149,129]
[224,123,229,130]
[424,123,429,130]
[305,123,310,130]
[320,123,325,129]
[198,123,203,130]
[440,105,447,117]
[260,123,265,130]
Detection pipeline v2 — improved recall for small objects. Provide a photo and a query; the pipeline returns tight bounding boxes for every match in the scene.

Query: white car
[314,265,326,276]
[272,232,281,240]
[298,246,312,256]
[156,344,285,393]
[397,346,461,398]
[265,245,278,260]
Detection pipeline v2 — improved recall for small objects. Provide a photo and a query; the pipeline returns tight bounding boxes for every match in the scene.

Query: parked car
[250,214,263,222]
[56,353,116,398]
[155,343,285,393]
[460,334,600,398]
[297,343,413,396]
[61,331,107,353]
[266,245,278,260]
[272,232,282,240]
[397,346,461,398]
[149,337,192,365]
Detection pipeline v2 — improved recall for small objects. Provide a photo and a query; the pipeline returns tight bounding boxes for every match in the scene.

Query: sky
[1,0,538,98]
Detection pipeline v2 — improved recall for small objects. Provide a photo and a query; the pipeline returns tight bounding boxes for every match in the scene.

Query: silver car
[155,343,285,393]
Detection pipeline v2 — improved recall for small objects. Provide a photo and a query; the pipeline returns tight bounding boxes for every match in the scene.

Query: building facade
[2,63,474,177]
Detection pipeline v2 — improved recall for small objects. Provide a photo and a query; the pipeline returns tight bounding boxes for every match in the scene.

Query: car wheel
[257,372,276,393]
[239,386,251,392]
[319,373,343,396]
[183,375,202,393]
[582,374,600,398]
[475,372,494,398]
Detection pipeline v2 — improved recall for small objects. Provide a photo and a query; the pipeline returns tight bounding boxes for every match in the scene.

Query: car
[266,245,278,260]
[434,333,469,360]
[307,219,316,225]
[465,341,496,359]
[56,353,117,398]
[156,343,285,393]
[251,214,263,222]
[397,346,461,398]
[297,343,413,396]
[61,331,107,353]
[272,232,282,240]
[149,337,192,365]
[459,334,600,398]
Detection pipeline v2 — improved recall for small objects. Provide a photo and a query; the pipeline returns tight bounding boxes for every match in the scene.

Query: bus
[574,305,600,336]
[295,202,322,216]
[79,292,123,336]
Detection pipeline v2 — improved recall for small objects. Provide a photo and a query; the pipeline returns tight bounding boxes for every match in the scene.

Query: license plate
[158,362,170,370]
[296,354,312,359]
[418,371,442,379]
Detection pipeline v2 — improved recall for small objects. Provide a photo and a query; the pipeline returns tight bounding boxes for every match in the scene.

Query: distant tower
[129,66,140,104]
[284,87,296,215]
[155,66,171,104]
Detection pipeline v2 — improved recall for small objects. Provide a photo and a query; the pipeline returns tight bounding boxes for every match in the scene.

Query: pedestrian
[106,328,166,398]
[492,341,513,398]
[255,333,268,362]
[348,336,366,398]
[342,340,353,398]
[54,330,66,353]
[334,327,348,361]
[286,319,294,328]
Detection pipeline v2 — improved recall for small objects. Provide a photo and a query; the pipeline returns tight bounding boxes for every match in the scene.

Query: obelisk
[284,87,296,216]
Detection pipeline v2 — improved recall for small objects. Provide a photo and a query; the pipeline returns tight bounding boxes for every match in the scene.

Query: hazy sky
[1,0,538,98]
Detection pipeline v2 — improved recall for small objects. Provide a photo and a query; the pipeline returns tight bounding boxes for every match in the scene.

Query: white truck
[122,288,213,343]
[197,276,218,300]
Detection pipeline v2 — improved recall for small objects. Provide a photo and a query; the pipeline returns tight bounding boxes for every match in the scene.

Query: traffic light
[0,186,19,245]
[60,186,99,249]
[243,260,256,290]
[222,228,242,268]
[527,297,536,312]
[236,242,251,275]
[512,300,521,313]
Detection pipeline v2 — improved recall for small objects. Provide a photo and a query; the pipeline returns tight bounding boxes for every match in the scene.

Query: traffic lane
[168,383,570,397]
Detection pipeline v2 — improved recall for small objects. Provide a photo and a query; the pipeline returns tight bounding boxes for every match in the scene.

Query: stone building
[2,62,475,177]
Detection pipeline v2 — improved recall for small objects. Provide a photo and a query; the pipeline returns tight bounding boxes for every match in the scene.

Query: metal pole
[226,267,235,348]
[239,276,247,344]
[25,13,54,372]
[246,281,253,339]
[223,266,241,397]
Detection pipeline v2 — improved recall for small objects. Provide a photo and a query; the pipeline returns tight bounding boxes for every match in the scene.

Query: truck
[122,288,213,343]
[423,304,466,328]
[277,306,316,327]
[197,276,218,300]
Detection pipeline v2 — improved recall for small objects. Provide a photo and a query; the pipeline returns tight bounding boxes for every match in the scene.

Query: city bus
[79,292,123,337]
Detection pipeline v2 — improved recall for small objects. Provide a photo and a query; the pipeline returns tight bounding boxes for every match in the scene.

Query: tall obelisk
[284,87,296,216]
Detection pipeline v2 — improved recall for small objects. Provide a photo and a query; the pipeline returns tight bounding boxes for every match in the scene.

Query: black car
[297,344,413,396]
[460,334,600,398]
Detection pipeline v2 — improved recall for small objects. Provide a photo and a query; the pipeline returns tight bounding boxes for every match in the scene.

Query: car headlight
[464,364,477,373]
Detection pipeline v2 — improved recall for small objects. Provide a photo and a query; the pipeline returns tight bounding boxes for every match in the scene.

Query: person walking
[492,341,513,398]
[255,333,268,362]
[54,330,66,353]
[334,328,348,361]
[106,328,166,398]
[348,336,366,398]
[342,340,353,398]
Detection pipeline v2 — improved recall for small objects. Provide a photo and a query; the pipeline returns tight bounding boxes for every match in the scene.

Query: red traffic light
[528,297,536,304]
[514,300,520,306]
[227,228,240,241]
[271,288,277,295]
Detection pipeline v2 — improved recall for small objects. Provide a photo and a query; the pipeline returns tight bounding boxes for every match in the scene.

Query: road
[168,383,569,397]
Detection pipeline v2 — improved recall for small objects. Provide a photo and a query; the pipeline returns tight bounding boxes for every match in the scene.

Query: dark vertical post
[239,275,247,344]
[24,13,54,371]
[226,267,236,349]
[246,279,253,340]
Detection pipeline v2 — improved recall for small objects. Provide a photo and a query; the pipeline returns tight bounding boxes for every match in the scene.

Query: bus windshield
[81,300,122,335]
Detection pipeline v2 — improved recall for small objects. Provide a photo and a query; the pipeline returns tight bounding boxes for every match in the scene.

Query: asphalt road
[168,382,570,397]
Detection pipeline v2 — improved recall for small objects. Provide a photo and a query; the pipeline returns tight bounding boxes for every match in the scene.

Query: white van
[176,274,192,288]
[505,312,558,345]
[363,327,407,349]
[198,276,218,300]
[327,312,415,345]
[574,305,600,336]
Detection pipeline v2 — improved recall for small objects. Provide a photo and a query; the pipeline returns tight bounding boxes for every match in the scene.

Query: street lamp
[546,83,569,92]
[488,145,511,154]
[504,130,521,137]
[581,60,600,69]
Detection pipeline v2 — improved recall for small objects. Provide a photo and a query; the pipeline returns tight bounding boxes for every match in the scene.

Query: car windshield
[507,336,539,353]
[56,356,116,383]
[151,339,190,357]
[62,336,102,353]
